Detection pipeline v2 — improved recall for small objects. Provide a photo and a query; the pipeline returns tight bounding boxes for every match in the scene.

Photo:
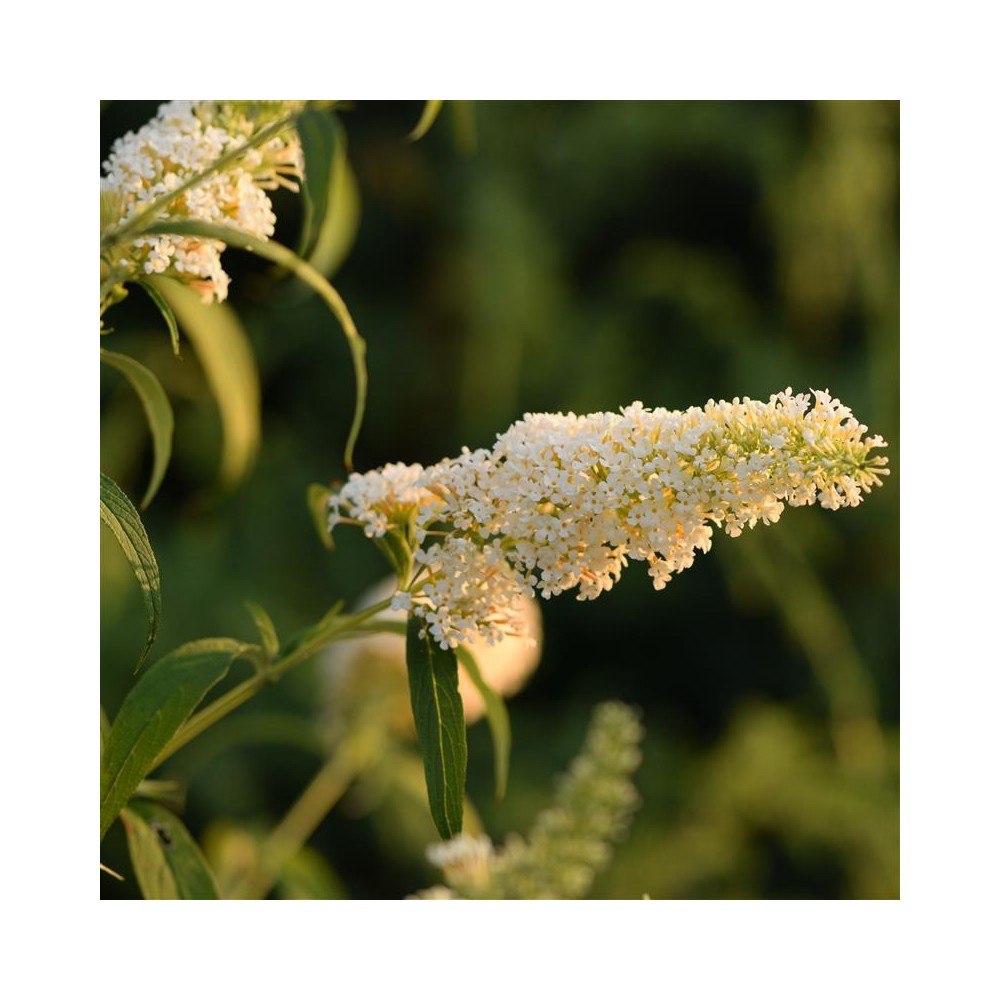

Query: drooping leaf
[141,220,366,473]
[149,277,261,489]
[456,646,512,800]
[123,799,220,899]
[99,472,161,667]
[135,278,181,355]
[307,148,360,279]
[100,638,247,840]
[307,482,335,551]
[405,614,466,839]
[296,107,339,259]
[245,601,279,659]
[409,100,444,142]
[100,349,175,508]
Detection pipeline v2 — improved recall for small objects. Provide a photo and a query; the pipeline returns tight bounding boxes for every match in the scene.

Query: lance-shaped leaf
[149,278,261,490]
[141,222,366,473]
[100,349,175,508]
[307,144,360,279]
[100,638,247,840]
[123,799,219,899]
[456,647,511,800]
[406,614,466,839]
[100,472,161,667]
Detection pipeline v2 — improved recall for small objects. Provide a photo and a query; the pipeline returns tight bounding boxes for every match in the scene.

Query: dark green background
[101,100,899,899]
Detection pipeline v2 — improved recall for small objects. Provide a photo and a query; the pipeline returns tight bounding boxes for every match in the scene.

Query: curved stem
[136,221,367,473]
[152,598,395,769]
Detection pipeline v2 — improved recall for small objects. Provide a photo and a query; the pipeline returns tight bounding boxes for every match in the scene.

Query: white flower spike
[101,101,304,303]
[330,390,889,650]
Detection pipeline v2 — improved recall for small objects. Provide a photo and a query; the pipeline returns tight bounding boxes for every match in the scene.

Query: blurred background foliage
[101,100,899,899]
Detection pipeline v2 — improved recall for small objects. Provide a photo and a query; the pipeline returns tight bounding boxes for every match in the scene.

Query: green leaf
[456,647,511,800]
[142,221,367,473]
[149,277,261,489]
[307,148,360,279]
[100,705,111,761]
[307,482,335,551]
[135,278,181,356]
[245,601,279,659]
[296,108,339,259]
[405,614,466,839]
[100,349,175,508]
[100,638,246,840]
[122,799,220,899]
[100,472,161,667]
[409,100,444,141]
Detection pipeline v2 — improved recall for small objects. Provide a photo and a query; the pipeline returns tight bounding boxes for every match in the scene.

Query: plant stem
[228,728,382,900]
[152,598,395,769]
[137,220,367,473]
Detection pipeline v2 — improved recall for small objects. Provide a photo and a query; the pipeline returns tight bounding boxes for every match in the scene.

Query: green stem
[152,598,395,769]
[137,221,367,473]
[228,728,382,900]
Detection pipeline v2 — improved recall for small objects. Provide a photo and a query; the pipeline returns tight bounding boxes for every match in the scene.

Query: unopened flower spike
[329,389,889,650]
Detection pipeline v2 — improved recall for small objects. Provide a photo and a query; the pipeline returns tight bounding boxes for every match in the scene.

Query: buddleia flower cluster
[101,101,305,305]
[329,389,889,651]
[411,701,643,900]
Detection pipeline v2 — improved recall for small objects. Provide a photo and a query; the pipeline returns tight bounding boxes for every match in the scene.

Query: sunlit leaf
[143,223,367,473]
[405,614,466,839]
[149,277,261,489]
[100,349,174,508]
[100,638,247,840]
[123,799,220,899]
[307,149,360,279]
[409,100,444,142]
[99,472,160,667]
[135,278,181,356]
[456,647,511,800]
